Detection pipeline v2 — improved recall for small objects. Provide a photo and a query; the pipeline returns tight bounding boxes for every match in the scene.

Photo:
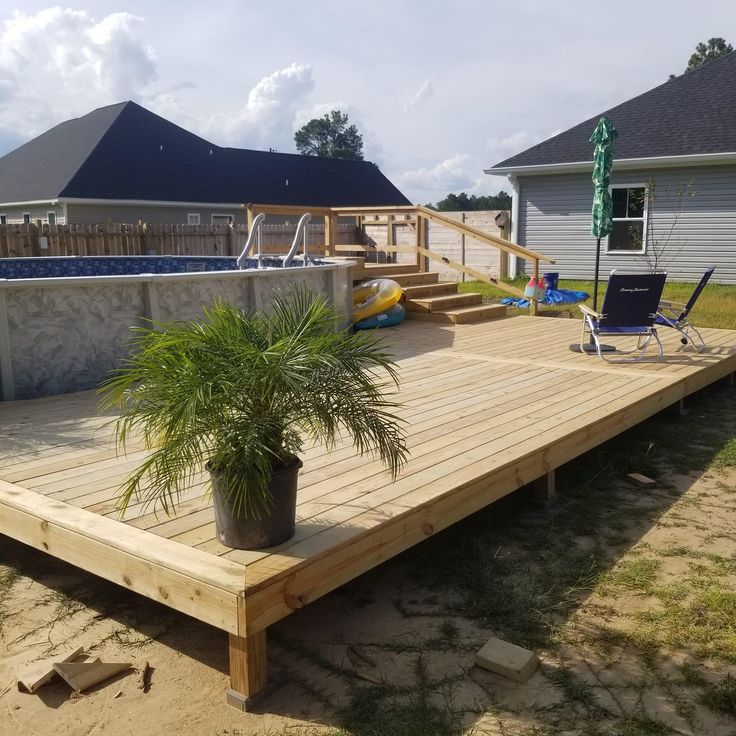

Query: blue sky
[0,1,734,203]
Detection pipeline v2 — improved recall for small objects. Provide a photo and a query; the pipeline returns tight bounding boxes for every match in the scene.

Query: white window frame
[605,182,649,255]
[187,213,200,225]
[47,211,57,225]
[211,214,234,225]
[22,212,31,224]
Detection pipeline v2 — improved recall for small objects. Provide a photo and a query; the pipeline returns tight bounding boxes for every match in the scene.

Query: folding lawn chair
[655,266,715,352]
[578,271,667,361]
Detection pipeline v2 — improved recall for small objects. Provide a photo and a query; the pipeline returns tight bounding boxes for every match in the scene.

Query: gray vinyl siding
[517,164,736,283]
[0,203,64,224]
[65,203,248,225]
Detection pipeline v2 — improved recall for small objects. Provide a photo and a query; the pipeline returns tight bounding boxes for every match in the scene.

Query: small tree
[294,110,364,160]
[636,178,696,273]
[686,38,733,71]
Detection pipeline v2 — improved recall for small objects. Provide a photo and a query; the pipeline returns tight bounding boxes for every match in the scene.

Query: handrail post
[416,213,427,272]
[531,258,539,316]
[324,212,338,257]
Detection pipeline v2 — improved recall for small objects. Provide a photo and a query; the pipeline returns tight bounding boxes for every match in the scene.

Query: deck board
[1,315,735,639]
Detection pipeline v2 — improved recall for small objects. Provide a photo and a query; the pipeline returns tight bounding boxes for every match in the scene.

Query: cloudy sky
[0,1,733,203]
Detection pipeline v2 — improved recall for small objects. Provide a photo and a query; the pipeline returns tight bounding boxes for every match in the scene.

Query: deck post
[532,470,556,503]
[531,258,540,316]
[227,629,268,710]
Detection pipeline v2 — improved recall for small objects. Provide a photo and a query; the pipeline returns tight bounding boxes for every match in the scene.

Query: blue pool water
[0,255,318,279]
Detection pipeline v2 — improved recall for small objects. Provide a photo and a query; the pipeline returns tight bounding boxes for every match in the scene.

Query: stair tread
[409,292,481,305]
[442,303,506,315]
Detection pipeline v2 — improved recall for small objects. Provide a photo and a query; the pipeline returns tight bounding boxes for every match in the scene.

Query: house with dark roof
[0,101,409,227]
[486,51,736,284]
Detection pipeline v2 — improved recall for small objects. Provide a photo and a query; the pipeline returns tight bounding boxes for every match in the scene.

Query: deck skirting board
[0,479,243,633]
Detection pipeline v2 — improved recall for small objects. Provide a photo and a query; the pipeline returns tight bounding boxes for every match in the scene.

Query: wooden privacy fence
[0,222,360,258]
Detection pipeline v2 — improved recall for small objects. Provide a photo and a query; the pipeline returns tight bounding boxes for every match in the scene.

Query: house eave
[484,151,736,177]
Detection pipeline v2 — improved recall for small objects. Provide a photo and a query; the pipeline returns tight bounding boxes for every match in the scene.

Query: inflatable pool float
[354,303,406,330]
[352,278,403,322]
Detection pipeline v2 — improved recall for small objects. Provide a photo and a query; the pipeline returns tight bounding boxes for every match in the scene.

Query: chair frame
[578,271,667,362]
[655,266,715,353]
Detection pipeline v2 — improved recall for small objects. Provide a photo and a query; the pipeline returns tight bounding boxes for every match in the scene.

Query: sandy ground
[1,453,736,734]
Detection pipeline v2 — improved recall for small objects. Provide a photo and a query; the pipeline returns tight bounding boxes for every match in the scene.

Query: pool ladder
[237,212,312,269]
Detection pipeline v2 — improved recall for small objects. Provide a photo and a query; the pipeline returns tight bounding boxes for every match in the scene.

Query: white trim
[0,199,59,207]
[211,213,234,224]
[0,197,247,209]
[63,197,245,209]
[604,182,649,255]
[508,175,520,278]
[485,150,736,177]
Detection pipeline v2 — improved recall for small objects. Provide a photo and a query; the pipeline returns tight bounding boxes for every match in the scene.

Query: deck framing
[1,316,735,707]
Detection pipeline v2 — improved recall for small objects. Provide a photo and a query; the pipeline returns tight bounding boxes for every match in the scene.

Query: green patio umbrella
[571,116,619,353]
[590,116,618,313]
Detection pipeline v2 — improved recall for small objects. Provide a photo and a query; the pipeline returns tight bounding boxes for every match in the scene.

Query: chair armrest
[578,304,602,319]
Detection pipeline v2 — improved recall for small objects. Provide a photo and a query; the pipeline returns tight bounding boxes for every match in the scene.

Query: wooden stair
[358,263,506,325]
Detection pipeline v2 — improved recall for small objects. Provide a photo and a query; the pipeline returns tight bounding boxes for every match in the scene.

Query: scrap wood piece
[627,472,656,487]
[17,647,84,693]
[53,660,132,693]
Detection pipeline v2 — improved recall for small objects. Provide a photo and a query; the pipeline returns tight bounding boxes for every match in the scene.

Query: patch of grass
[0,567,21,633]
[633,587,736,661]
[611,713,673,735]
[602,559,662,595]
[701,674,736,716]
[340,653,463,736]
[546,665,610,716]
[677,662,707,687]
[459,278,736,330]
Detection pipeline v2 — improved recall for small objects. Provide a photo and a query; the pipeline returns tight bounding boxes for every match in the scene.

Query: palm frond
[100,287,408,517]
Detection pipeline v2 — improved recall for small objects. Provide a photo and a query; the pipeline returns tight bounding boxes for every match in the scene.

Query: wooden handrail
[416,207,554,264]
[417,247,525,298]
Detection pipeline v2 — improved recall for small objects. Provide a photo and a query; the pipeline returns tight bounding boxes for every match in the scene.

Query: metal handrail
[284,213,311,267]
[236,213,266,269]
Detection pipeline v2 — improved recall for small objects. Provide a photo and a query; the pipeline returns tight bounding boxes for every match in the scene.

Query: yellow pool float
[352,278,403,322]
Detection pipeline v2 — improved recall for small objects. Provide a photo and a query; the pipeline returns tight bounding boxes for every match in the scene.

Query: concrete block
[474,637,539,683]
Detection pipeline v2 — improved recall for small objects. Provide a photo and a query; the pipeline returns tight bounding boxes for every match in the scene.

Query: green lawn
[458,276,736,330]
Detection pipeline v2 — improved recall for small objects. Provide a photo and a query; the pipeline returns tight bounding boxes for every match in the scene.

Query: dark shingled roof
[0,101,410,207]
[490,51,736,171]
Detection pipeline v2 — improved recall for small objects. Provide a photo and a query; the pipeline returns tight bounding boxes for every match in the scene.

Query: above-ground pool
[0,255,322,279]
[0,256,351,400]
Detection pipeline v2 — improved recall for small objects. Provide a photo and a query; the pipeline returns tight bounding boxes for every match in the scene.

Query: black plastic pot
[209,456,302,550]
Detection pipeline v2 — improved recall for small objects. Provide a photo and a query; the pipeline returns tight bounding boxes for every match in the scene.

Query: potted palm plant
[101,289,408,550]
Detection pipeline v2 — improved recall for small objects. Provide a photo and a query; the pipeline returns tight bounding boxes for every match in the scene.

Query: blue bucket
[544,272,559,290]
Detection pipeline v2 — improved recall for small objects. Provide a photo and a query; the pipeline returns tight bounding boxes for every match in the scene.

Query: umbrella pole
[592,236,601,314]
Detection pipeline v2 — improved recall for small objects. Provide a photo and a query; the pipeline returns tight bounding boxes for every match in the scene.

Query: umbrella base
[569,342,616,354]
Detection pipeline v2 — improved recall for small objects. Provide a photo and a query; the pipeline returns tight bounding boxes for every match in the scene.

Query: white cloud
[398,154,477,193]
[484,130,546,164]
[404,77,434,112]
[0,8,156,140]
[203,63,315,150]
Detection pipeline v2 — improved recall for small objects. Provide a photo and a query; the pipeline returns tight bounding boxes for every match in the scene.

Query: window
[0,215,6,225]
[22,213,31,224]
[187,213,200,225]
[211,214,234,225]
[47,211,56,225]
[607,185,647,253]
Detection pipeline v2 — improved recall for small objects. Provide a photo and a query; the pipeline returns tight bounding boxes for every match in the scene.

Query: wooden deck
[1,315,735,708]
